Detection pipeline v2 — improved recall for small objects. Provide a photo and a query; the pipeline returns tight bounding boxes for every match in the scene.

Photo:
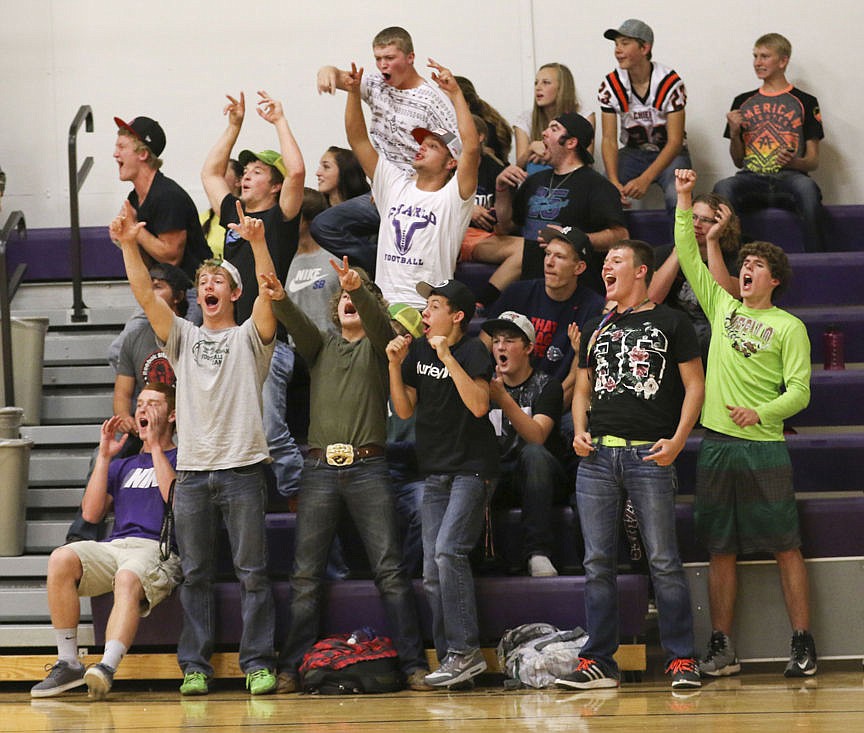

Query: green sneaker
[179,671,210,696]
[246,668,277,696]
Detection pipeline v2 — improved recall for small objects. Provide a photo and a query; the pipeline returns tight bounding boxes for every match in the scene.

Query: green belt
[595,435,653,447]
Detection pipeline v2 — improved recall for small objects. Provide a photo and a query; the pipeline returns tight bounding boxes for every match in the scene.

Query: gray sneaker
[424,649,487,687]
[31,660,86,698]
[699,630,741,677]
[84,663,115,699]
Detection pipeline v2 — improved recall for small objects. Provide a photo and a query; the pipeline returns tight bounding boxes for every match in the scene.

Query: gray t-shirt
[283,246,341,338]
[162,316,274,471]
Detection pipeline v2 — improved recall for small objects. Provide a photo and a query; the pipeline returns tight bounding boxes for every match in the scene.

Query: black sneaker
[666,657,701,689]
[784,630,817,677]
[554,658,619,690]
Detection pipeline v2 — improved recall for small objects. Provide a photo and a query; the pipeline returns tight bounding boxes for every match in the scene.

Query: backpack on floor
[299,632,403,694]
[497,622,589,689]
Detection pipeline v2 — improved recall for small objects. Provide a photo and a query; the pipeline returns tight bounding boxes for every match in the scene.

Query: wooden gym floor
[2,661,863,732]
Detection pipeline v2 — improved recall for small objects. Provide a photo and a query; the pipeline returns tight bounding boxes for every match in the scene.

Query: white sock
[100,639,127,672]
[55,628,81,667]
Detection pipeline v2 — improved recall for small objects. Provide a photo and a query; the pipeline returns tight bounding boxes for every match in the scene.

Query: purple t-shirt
[106,448,177,542]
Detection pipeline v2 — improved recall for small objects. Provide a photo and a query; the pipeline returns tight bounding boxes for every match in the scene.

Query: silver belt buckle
[325,443,354,466]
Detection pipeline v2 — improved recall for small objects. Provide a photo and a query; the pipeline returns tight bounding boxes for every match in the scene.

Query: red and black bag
[299,633,403,694]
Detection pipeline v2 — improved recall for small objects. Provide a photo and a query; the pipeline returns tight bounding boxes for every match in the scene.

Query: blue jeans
[264,341,303,497]
[174,464,275,676]
[278,456,426,675]
[391,475,424,577]
[713,169,825,252]
[422,473,494,660]
[497,443,570,559]
[618,146,693,215]
[575,445,695,671]
[308,192,380,275]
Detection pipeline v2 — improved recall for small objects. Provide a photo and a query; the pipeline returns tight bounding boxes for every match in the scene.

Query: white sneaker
[528,554,558,577]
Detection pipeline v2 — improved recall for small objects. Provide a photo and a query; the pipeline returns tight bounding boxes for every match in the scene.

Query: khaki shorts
[69,537,182,616]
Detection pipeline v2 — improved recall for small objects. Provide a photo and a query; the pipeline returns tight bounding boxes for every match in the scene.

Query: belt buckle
[325,443,354,466]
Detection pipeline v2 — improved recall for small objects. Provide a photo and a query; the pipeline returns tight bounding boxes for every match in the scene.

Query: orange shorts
[459,226,494,262]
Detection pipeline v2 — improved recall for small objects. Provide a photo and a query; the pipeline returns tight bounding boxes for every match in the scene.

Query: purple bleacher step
[92,574,651,647]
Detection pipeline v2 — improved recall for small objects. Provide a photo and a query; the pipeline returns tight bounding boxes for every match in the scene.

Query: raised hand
[226,199,264,243]
[256,90,285,125]
[345,62,364,93]
[329,255,361,292]
[567,323,582,353]
[109,200,146,248]
[707,203,732,241]
[258,272,285,301]
[674,168,697,194]
[386,334,412,365]
[98,415,129,459]
[223,92,245,127]
[427,58,458,96]
[428,334,451,361]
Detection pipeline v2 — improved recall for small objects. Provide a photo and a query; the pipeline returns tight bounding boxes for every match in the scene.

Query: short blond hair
[755,33,792,59]
[372,26,413,54]
[118,128,163,170]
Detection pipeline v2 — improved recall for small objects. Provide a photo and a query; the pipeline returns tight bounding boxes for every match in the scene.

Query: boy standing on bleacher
[263,258,430,693]
[112,200,280,696]
[387,279,499,688]
[557,239,704,691]
[674,169,815,678]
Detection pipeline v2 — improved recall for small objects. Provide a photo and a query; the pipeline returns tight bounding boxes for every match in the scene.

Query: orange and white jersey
[598,61,687,151]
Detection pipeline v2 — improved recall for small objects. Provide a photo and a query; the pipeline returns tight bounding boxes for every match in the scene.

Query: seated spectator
[649,193,742,361]
[284,188,341,338]
[599,19,689,216]
[514,63,595,174]
[455,76,512,163]
[345,59,478,310]
[31,384,181,700]
[487,113,628,301]
[482,226,605,413]
[712,33,825,252]
[315,146,371,207]
[265,260,430,693]
[199,159,242,258]
[482,311,570,577]
[312,26,458,276]
[456,114,523,274]
[113,263,186,434]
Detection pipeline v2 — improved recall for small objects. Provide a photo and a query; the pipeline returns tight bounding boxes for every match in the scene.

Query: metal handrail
[68,105,94,323]
[0,210,27,405]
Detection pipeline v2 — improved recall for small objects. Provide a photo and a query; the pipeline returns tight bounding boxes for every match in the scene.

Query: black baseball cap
[538,225,592,262]
[416,279,476,322]
[554,112,594,165]
[114,116,166,157]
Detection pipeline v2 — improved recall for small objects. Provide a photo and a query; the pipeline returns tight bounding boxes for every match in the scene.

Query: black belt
[308,443,385,466]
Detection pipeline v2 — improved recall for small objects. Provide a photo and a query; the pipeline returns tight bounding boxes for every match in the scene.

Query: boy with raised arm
[262,257,429,693]
[201,89,305,498]
[111,199,280,696]
[344,57,478,310]
[312,26,458,274]
[387,279,499,688]
[674,169,815,678]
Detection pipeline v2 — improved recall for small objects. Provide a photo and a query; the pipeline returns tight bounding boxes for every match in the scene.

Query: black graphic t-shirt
[578,304,700,441]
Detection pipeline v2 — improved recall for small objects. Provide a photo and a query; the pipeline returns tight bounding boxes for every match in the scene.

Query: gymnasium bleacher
[1,205,862,681]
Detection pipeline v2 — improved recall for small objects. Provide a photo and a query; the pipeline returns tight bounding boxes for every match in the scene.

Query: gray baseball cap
[604,19,654,46]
